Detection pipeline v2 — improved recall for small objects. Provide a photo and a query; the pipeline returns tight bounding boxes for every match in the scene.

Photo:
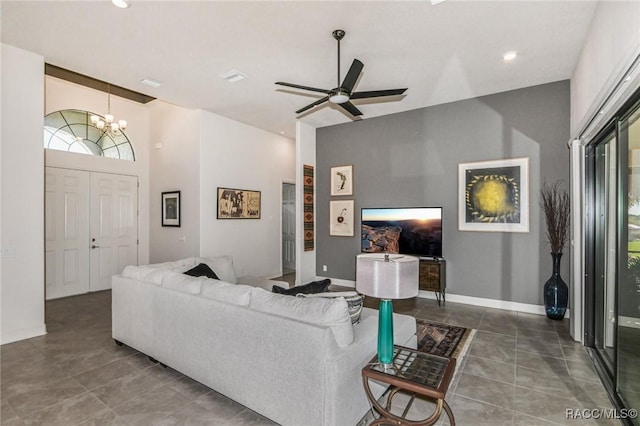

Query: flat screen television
[361,207,442,258]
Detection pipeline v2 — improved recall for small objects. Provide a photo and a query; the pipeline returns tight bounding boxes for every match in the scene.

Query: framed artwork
[217,187,261,219]
[329,199,355,236]
[162,191,181,227]
[303,165,315,251]
[330,165,353,196]
[458,157,529,232]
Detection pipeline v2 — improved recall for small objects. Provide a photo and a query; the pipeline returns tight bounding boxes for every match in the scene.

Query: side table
[361,345,456,426]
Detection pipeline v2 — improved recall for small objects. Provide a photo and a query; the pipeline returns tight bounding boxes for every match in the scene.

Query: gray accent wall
[316,80,570,306]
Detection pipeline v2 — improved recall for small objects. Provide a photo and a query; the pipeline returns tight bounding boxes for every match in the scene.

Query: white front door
[45,167,91,300]
[90,172,138,292]
[282,183,296,272]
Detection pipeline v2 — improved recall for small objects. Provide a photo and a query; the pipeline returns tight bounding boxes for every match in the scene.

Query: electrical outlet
[178,235,186,242]
[323,265,327,272]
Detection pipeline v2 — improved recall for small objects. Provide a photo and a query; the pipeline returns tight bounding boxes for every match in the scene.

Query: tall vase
[544,252,568,320]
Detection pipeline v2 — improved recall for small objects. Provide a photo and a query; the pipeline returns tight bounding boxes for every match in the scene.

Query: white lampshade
[356,253,419,299]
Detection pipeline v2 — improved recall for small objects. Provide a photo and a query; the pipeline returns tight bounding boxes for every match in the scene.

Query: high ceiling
[1,1,597,138]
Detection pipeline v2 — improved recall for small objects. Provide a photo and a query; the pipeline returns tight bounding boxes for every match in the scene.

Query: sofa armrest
[321,307,417,426]
[237,275,288,291]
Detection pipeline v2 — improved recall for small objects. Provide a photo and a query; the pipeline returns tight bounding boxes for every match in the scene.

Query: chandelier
[90,84,127,136]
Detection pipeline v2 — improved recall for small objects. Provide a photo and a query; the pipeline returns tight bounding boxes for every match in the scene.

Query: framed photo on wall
[329,199,354,236]
[162,191,181,227]
[330,165,353,196]
[217,187,261,219]
[458,157,529,232]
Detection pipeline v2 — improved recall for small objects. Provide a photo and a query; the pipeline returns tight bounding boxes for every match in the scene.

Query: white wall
[45,76,151,265]
[1,44,46,344]
[199,111,295,279]
[295,121,316,286]
[148,101,200,262]
[571,1,640,134]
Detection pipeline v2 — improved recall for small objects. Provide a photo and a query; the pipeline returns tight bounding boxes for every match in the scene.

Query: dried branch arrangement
[540,181,570,254]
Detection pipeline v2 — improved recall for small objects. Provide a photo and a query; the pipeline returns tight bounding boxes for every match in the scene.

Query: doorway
[45,167,138,300]
[282,182,296,281]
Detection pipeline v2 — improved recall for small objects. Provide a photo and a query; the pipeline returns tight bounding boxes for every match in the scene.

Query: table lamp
[356,253,419,368]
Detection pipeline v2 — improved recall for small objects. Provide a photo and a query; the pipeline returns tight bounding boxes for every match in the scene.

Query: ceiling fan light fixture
[329,92,349,104]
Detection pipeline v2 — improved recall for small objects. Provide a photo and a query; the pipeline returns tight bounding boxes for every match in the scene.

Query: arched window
[44,109,135,160]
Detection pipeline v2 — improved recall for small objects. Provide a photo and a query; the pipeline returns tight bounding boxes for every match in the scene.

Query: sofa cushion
[250,288,353,347]
[197,256,237,284]
[184,263,219,280]
[161,271,204,294]
[300,292,365,324]
[272,278,331,295]
[201,281,252,306]
[148,257,197,272]
[121,266,165,285]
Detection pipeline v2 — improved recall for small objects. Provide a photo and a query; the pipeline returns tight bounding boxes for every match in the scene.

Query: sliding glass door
[592,129,617,374]
[618,106,640,413]
[587,97,640,421]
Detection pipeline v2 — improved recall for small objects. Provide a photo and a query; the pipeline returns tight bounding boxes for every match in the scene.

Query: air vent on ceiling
[219,70,247,83]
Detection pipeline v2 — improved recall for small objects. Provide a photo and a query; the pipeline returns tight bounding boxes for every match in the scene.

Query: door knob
[91,245,100,249]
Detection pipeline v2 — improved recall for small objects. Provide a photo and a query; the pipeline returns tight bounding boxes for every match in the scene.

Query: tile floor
[0,287,616,426]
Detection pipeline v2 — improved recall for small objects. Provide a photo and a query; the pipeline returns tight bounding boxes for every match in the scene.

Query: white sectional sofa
[112,256,417,426]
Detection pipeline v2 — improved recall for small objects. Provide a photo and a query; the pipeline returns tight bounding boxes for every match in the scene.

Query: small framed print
[162,191,181,227]
[330,165,353,196]
[329,199,354,237]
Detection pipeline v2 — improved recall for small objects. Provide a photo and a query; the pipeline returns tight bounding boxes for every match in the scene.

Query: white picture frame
[329,199,355,237]
[330,165,353,196]
[458,157,529,232]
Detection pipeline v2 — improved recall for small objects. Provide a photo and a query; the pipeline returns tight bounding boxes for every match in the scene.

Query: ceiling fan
[275,29,407,117]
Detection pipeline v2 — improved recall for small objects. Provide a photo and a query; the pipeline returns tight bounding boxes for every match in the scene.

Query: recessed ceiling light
[430,0,447,5]
[219,70,247,83]
[112,0,130,9]
[280,131,285,135]
[140,78,162,88]
[503,51,518,62]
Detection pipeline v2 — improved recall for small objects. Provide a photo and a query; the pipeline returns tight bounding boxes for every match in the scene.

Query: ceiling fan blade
[339,101,363,116]
[296,96,330,114]
[350,88,407,99]
[276,82,331,94]
[340,59,364,92]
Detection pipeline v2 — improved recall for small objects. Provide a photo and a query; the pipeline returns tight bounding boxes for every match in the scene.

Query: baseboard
[320,276,356,288]
[317,276,570,317]
[1,324,47,345]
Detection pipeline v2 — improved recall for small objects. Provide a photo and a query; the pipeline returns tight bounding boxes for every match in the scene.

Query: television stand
[418,258,446,305]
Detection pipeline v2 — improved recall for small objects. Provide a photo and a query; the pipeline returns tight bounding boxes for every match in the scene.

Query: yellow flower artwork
[458,157,529,233]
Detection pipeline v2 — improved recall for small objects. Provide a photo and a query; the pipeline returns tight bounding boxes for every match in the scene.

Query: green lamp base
[378,299,394,367]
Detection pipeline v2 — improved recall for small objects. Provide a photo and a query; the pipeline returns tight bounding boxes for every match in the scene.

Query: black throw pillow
[272,278,331,295]
[184,263,219,280]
